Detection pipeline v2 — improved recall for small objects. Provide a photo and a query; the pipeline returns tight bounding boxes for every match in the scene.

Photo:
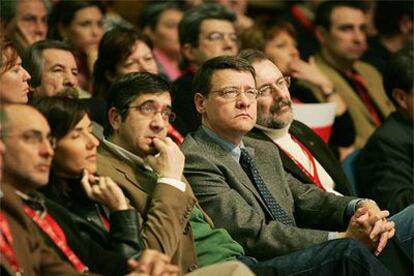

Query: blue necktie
[239,148,295,226]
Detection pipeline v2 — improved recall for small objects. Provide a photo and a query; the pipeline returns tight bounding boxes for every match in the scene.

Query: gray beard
[257,99,294,129]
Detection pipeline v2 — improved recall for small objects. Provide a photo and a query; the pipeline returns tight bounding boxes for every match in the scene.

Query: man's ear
[108,107,122,132]
[392,88,408,109]
[181,43,196,62]
[194,92,206,114]
[315,26,328,44]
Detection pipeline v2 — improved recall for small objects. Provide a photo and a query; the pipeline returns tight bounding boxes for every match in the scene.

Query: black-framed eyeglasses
[126,101,176,122]
[210,87,259,101]
[258,76,291,97]
[4,130,57,149]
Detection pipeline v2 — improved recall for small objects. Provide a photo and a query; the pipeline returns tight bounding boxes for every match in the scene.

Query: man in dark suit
[358,48,414,215]
[239,49,353,196]
[182,55,412,275]
[97,72,392,276]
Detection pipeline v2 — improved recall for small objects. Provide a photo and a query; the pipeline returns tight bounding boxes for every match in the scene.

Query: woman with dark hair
[34,95,141,258]
[0,37,31,104]
[48,0,105,93]
[241,20,355,159]
[93,27,158,101]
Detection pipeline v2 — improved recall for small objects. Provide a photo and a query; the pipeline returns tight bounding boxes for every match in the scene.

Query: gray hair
[22,39,73,88]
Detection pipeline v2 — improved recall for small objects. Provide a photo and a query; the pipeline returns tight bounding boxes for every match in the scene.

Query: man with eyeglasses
[181,55,414,275]
[240,49,354,197]
[173,3,239,135]
[97,71,396,276]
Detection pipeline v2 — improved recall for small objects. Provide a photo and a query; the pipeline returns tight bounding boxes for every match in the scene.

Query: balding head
[3,104,54,192]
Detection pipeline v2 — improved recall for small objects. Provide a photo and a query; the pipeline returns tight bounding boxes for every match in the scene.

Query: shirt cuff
[157,177,186,192]
[328,232,339,240]
[346,198,362,218]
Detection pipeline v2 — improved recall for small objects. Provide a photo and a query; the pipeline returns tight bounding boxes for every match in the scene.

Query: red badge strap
[0,212,22,273]
[99,211,110,232]
[290,5,316,33]
[277,135,325,191]
[24,206,88,273]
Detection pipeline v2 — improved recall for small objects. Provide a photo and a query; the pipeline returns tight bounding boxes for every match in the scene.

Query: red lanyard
[291,5,316,33]
[0,212,22,274]
[24,206,88,273]
[99,211,110,232]
[277,135,326,191]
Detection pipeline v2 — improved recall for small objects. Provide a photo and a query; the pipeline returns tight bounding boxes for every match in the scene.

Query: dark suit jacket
[1,184,79,276]
[358,112,414,215]
[28,195,129,276]
[97,140,212,273]
[248,121,354,196]
[182,127,355,260]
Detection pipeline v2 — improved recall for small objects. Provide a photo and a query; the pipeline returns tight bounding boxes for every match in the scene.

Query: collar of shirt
[102,138,153,172]
[201,126,245,162]
[255,123,291,141]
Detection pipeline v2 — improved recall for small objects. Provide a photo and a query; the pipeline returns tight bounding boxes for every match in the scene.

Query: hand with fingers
[81,169,129,211]
[126,249,180,276]
[145,137,185,181]
[355,201,396,255]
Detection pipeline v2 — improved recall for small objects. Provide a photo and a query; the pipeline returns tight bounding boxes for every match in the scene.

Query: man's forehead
[5,105,49,133]
[330,6,366,26]
[131,91,172,105]
[17,0,47,15]
[200,19,235,33]
[211,69,255,86]
[43,49,76,63]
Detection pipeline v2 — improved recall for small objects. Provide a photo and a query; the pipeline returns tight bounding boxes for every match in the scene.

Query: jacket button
[188,264,198,272]
[183,224,190,234]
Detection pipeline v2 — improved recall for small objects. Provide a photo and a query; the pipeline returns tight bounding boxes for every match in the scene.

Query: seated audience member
[92,27,182,143]
[1,104,179,276]
[0,108,79,275]
[181,56,414,275]
[240,49,353,196]
[358,48,414,216]
[0,37,31,104]
[23,40,79,97]
[98,71,400,276]
[313,1,394,149]
[0,0,48,56]
[139,2,184,81]
[33,95,141,258]
[241,21,355,158]
[48,1,105,92]
[174,3,238,135]
[362,1,413,74]
[93,27,158,102]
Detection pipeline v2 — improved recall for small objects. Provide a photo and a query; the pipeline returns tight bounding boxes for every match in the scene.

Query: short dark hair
[22,39,73,88]
[33,95,89,141]
[179,3,236,48]
[383,48,414,106]
[314,1,366,30]
[139,1,183,30]
[375,1,414,37]
[238,49,269,65]
[104,72,174,137]
[92,27,152,100]
[192,55,255,97]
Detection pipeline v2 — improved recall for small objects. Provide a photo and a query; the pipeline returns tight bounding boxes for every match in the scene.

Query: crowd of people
[0,0,413,275]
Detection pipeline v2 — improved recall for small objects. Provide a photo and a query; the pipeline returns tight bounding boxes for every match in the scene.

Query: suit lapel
[193,129,270,213]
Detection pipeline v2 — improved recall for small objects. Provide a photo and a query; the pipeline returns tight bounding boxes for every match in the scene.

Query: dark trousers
[239,239,392,276]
